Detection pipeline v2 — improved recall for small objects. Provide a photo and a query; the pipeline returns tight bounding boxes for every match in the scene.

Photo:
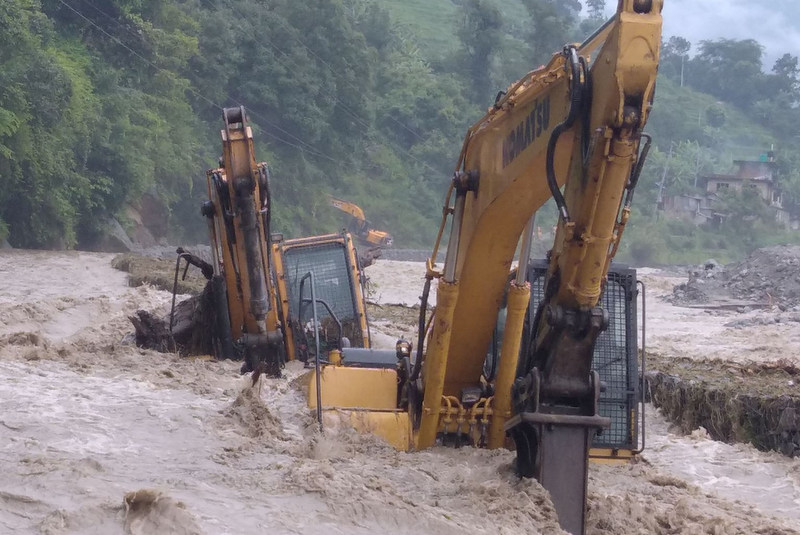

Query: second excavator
[199,107,371,376]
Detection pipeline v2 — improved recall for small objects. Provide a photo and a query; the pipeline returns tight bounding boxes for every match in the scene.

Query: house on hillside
[705,159,781,205]
[661,154,796,229]
[660,193,713,225]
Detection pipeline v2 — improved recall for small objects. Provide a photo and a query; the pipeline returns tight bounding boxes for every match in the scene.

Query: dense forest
[1,0,799,263]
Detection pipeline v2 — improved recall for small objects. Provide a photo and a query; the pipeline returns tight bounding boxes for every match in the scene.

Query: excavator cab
[271,231,370,363]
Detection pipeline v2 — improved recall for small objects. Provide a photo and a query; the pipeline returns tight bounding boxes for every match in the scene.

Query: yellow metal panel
[281,233,344,248]
[589,448,636,464]
[322,410,411,451]
[308,367,398,411]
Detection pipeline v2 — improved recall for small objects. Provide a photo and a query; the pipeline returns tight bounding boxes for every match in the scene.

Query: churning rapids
[1,250,798,534]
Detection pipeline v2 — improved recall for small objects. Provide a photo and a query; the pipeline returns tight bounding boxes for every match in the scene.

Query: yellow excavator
[200,107,371,375]
[327,195,393,248]
[305,2,662,533]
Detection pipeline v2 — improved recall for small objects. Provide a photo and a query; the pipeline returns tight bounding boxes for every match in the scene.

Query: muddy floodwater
[1,251,798,534]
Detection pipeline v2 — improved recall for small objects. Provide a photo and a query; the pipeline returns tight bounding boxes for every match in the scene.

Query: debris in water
[123,489,203,535]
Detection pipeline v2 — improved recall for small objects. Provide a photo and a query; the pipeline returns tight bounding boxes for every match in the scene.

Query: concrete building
[704,159,781,206]
[661,155,796,229]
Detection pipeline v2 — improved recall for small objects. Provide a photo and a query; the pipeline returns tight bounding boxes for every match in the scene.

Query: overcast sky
[601,0,798,69]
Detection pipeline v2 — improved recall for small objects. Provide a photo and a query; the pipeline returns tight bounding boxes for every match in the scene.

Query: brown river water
[1,251,797,534]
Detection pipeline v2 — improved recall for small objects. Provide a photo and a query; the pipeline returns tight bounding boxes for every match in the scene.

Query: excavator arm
[203,106,283,375]
[415,2,662,533]
[200,107,374,375]
[328,196,367,222]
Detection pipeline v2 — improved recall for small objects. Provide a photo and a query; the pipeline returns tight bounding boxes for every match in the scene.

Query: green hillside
[381,0,530,59]
[647,77,776,159]
[1,0,798,263]
[380,0,458,55]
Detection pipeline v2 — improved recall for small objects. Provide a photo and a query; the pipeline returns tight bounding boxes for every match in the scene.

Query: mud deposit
[647,356,800,457]
[112,253,207,295]
[1,250,799,534]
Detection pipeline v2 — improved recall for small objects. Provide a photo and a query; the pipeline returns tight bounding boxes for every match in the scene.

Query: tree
[771,53,799,99]
[521,0,579,65]
[578,0,606,35]
[453,0,504,104]
[661,36,691,86]
[748,53,800,139]
[686,39,765,109]
[584,0,605,19]
[715,186,775,248]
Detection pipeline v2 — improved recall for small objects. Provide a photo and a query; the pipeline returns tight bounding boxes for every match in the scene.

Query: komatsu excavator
[200,107,370,376]
[305,2,662,533]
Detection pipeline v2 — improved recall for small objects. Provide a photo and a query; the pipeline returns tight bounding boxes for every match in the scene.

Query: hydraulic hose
[411,276,432,382]
[546,46,586,224]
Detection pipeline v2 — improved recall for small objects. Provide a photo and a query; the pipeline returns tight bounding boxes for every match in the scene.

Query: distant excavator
[327,196,393,248]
